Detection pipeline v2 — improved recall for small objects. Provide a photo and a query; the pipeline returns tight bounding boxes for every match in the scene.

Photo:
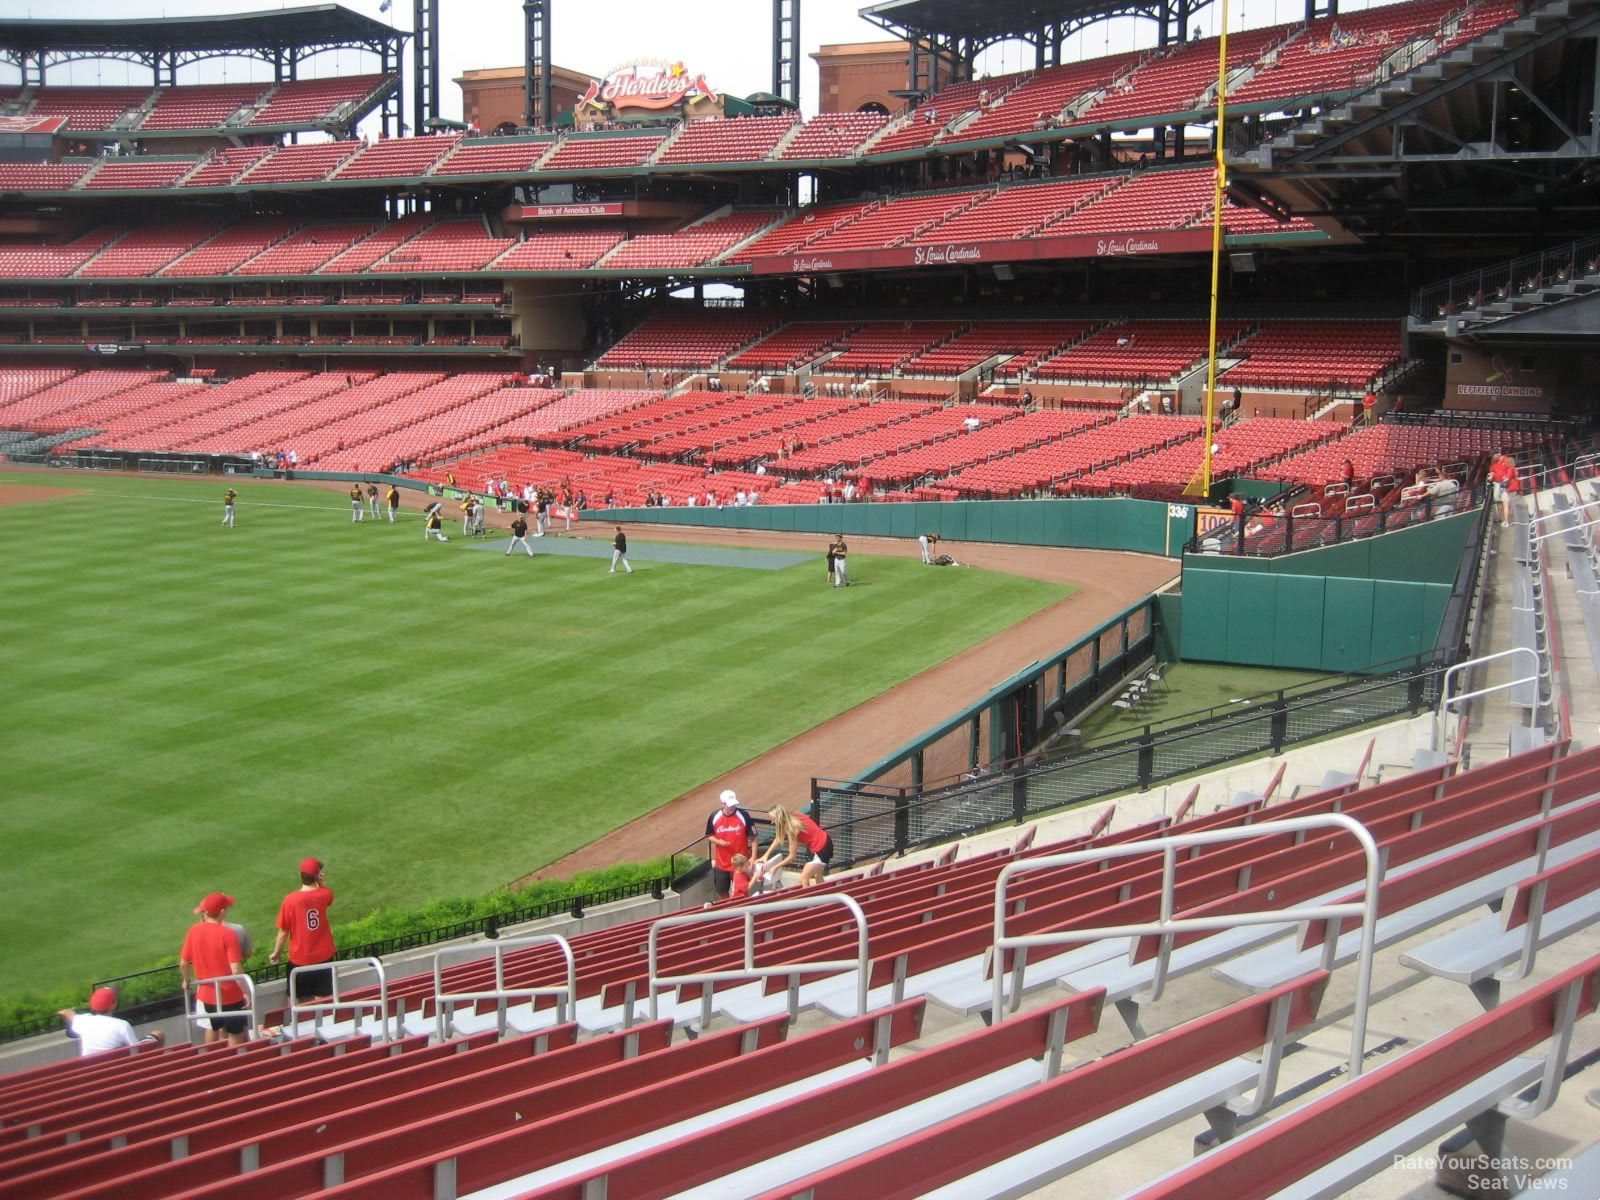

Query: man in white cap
[57,987,165,1056]
[704,788,757,900]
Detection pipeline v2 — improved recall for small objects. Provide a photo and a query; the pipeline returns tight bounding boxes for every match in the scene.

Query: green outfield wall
[612,497,1198,558]
[1177,508,1476,671]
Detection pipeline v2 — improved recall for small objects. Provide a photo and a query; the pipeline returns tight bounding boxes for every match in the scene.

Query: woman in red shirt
[763,804,833,887]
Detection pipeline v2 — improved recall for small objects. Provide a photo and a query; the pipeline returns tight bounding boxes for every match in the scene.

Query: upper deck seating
[598,211,780,271]
[76,222,216,278]
[232,221,380,276]
[1085,26,1288,123]
[1056,168,1216,234]
[370,218,513,273]
[900,319,1098,376]
[494,231,627,271]
[825,321,968,374]
[593,309,779,369]
[25,87,149,131]
[1221,318,1402,390]
[940,414,1202,496]
[140,83,267,131]
[958,53,1142,140]
[1032,318,1251,383]
[247,75,393,127]
[727,322,859,371]
[1230,0,1461,105]
[540,134,665,171]
[159,219,298,277]
[868,75,1021,155]
[658,115,797,164]
[803,189,989,252]
[0,162,93,190]
[315,214,434,274]
[0,227,121,279]
[916,177,1113,243]
[431,139,554,175]
[180,146,275,188]
[80,160,195,191]
[857,409,1109,485]
[778,112,889,160]
[240,141,360,184]
[723,200,881,264]
[333,135,462,180]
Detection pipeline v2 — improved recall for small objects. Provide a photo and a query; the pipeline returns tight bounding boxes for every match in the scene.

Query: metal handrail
[991,813,1382,1085]
[1532,513,1600,547]
[646,893,869,1027]
[289,958,393,1042]
[183,973,257,1044]
[432,936,574,1041]
[1434,646,1542,752]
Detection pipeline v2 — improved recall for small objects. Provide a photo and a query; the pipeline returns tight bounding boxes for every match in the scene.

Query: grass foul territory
[0,470,1070,1001]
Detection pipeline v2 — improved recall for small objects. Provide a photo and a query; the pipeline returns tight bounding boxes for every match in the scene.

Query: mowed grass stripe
[0,470,1071,1000]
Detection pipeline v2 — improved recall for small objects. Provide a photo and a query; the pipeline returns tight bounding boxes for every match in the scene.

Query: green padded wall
[611,498,1195,557]
[1180,568,1454,672]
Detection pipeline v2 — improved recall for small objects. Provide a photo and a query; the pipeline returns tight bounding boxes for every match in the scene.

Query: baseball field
[0,469,1074,1006]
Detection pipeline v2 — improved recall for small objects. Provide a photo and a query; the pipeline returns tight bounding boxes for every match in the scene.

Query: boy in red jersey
[179,893,247,1044]
[269,857,336,1003]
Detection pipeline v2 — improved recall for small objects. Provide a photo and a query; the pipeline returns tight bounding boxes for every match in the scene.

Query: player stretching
[506,514,534,557]
[221,488,237,527]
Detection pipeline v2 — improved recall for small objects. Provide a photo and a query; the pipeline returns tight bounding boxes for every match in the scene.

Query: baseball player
[506,514,534,557]
[221,488,237,528]
[386,484,400,522]
[349,484,364,523]
[366,483,381,519]
[424,502,448,542]
[609,526,632,574]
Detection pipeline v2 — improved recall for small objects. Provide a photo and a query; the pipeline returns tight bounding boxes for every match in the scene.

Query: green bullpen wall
[1178,510,1475,672]
[612,497,1197,558]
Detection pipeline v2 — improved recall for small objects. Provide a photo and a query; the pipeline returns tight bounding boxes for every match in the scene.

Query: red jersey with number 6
[277,886,336,966]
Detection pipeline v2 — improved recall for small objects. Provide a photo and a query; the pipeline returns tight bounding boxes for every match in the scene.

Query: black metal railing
[1184,484,1484,557]
[1413,235,1600,322]
[815,654,1447,868]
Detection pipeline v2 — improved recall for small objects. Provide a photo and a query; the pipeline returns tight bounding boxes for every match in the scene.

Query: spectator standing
[506,514,534,556]
[179,893,247,1045]
[269,857,336,1005]
[762,804,833,887]
[221,487,237,528]
[57,987,164,1056]
[705,789,757,900]
[1489,451,1516,526]
[609,526,632,574]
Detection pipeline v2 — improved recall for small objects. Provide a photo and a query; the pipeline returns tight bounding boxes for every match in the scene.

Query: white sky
[5,0,1406,123]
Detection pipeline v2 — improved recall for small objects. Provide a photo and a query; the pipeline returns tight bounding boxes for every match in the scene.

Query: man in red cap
[56,987,164,1056]
[179,893,247,1045]
[269,857,336,1005]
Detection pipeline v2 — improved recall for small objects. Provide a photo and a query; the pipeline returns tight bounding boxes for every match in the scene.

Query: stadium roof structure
[0,4,406,69]
[860,0,1216,48]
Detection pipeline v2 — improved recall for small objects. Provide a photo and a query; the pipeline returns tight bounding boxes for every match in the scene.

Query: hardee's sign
[577,60,718,114]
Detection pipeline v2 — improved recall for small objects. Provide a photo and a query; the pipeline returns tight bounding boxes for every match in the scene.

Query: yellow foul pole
[1200,0,1232,497]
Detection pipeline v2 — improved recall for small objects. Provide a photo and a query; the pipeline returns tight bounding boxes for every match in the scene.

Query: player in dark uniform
[506,514,534,557]
[386,484,400,523]
[365,483,380,519]
[424,502,448,542]
[609,527,632,574]
[221,488,237,528]
[349,484,364,523]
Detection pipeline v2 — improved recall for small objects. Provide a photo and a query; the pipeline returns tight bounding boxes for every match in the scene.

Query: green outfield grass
[0,469,1072,1002]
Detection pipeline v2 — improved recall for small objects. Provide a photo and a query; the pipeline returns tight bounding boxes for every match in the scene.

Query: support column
[523,0,552,128]
[412,0,440,136]
[772,0,800,107]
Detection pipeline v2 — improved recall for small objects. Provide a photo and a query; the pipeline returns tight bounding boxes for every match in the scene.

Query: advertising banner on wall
[1443,345,1556,414]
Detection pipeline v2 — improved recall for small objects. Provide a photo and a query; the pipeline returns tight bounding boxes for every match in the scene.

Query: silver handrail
[183,972,257,1044]
[991,813,1382,1085]
[1435,646,1543,752]
[432,936,574,1042]
[289,957,393,1042]
[647,894,868,1028]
